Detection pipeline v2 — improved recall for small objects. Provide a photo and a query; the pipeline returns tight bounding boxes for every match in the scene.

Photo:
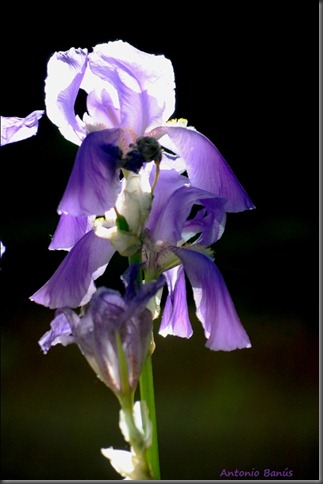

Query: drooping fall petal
[49,214,93,250]
[170,246,252,351]
[159,265,193,339]
[58,129,122,217]
[151,125,255,213]
[30,230,116,308]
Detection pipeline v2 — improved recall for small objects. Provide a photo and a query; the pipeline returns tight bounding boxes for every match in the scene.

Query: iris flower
[31,41,254,299]
[42,40,254,221]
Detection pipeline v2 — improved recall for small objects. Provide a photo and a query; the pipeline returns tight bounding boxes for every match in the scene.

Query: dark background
[1,5,318,481]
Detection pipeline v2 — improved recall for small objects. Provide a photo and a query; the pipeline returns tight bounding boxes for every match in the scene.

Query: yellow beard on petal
[165,118,188,126]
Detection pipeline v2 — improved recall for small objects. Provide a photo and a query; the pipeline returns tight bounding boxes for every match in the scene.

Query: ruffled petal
[88,41,175,133]
[170,246,252,351]
[1,110,44,146]
[45,47,88,145]
[159,265,192,338]
[151,125,255,213]
[30,230,115,308]
[89,60,153,139]
[58,129,122,217]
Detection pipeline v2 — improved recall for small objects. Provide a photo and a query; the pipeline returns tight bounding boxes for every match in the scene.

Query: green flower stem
[139,353,160,479]
[128,252,160,480]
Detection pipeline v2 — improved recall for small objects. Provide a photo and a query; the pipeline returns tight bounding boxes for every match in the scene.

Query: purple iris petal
[87,59,147,137]
[147,169,227,245]
[86,88,121,129]
[89,41,175,132]
[49,214,93,250]
[146,169,188,238]
[151,125,255,213]
[183,199,227,246]
[30,230,116,309]
[58,129,122,217]
[87,287,153,391]
[84,268,165,391]
[94,64,164,141]
[170,246,251,351]
[1,110,44,146]
[38,310,76,354]
[159,265,192,338]
[45,47,88,145]
[38,266,165,393]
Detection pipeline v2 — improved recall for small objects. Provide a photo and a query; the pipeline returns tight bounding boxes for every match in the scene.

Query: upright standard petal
[30,230,116,308]
[170,246,252,351]
[58,129,122,217]
[151,125,255,213]
[85,88,121,130]
[87,56,163,142]
[89,41,175,131]
[45,47,88,145]
[1,110,44,146]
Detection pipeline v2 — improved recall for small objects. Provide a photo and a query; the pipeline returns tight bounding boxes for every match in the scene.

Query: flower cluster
[1,40,255,479]
[13,40,254,351]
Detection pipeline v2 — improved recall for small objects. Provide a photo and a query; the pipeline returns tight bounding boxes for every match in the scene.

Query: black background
[1,5,318,480]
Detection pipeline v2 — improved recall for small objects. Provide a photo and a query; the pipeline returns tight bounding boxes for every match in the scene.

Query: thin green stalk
[139,353,160,479]
[128,252,160,479]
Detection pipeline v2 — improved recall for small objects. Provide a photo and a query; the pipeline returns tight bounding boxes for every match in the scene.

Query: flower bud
[38,265,166,398]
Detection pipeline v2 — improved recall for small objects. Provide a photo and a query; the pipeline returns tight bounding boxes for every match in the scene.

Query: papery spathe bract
[101,401,153,480]
[101,448,150,480]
